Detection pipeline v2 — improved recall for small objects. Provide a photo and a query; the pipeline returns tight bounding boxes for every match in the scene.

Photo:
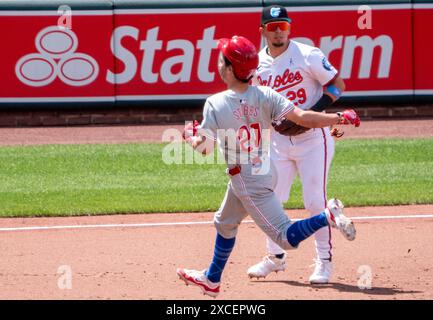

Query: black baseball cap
[261,5,292,25]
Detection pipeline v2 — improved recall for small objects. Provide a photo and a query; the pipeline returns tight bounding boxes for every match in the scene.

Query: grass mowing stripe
[0,138,432,217]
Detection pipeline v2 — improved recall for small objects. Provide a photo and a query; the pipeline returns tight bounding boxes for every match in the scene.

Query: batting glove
[337,109,361,127]
[182,120,200,142]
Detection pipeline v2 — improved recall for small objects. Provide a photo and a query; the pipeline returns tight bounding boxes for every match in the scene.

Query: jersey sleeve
[199,99,218,141]
[307,48,338,86]
[267,87,295,120]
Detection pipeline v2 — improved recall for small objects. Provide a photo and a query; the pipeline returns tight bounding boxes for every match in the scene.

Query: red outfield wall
[0,3,432,106]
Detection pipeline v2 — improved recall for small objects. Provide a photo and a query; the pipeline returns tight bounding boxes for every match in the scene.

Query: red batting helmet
[217,35,259,81]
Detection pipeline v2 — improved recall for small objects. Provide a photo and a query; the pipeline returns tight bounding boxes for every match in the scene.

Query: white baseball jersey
[252,40,338,260]
[252,40,338,110]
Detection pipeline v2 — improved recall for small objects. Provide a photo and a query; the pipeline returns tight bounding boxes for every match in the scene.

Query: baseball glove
[330,126,344,138]
[272,118,310,136]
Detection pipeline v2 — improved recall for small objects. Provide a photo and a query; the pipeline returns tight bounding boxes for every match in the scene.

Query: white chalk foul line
[0,220,213,232]
[0,214,432,233]
[350,214,433,220]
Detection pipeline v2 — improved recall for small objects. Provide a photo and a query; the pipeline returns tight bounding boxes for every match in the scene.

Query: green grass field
[0,138,432,217]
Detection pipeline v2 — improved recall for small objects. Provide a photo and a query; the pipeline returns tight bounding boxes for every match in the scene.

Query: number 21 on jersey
[237,123,261,152]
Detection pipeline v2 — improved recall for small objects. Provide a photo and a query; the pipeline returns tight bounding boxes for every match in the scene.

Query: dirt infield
[1,118,433,145]
[0,119,432,300]
[1,207,432,300]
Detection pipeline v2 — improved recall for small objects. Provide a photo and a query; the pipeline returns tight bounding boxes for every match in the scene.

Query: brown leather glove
[330,126,344,138]
[272,118,310,136]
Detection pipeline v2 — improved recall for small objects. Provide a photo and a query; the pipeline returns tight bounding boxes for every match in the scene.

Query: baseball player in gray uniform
[248,5,348,284]
[176,35,360,297]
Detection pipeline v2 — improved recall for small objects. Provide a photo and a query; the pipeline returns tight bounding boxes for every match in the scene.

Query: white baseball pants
[266,127,335,260]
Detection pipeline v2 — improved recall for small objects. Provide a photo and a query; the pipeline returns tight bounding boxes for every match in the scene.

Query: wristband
[326,84,342,100]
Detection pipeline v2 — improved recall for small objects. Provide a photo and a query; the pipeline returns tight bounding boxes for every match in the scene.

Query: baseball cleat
[325,198,356,241]
[176,268,220,298]
[309,258,333,284]
[247,253,286,279]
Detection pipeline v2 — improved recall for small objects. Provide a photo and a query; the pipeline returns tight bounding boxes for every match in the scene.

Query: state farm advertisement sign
[413,6,433,93]
[288,6,413,95]
[0,14,115,102]
[111,10,261,99]
[0,5,430,104]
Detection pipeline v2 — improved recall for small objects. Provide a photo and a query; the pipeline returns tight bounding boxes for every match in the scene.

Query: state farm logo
[15,26,99,87]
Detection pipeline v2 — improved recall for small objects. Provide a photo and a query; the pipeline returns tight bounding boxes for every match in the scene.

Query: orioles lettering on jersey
[255,68,303,92]
[253,40,338,110]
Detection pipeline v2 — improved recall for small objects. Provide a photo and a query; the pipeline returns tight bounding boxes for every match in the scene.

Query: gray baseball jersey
[200,85,292,169]
[198,85,297,249]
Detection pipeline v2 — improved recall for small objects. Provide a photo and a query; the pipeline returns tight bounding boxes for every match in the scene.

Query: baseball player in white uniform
[176,35,360,297]
[248,5,348,284]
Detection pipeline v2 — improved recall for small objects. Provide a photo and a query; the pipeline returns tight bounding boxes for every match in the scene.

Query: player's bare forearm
[286,108,339,128]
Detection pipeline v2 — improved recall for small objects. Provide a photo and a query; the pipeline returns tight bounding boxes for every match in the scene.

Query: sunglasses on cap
[264,21,290,32]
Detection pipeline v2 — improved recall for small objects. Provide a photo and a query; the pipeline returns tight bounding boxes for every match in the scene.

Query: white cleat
[176,268,220,298]
[309,258,333,284]
[325,198,356,241]
[247,253,286,279]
